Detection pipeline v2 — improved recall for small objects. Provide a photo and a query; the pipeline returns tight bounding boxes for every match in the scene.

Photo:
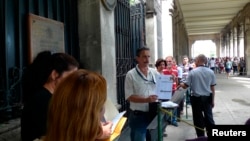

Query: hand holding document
[156,74,173,100]
[104,111,127,141]
[103,99,127,141]
[110,111,126,133]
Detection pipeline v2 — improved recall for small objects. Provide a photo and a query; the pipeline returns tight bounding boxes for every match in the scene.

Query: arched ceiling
[176,0,250,37]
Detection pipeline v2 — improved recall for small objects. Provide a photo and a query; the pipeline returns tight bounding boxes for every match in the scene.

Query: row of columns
[171,0,189,64]
[220,24,244,58]
[172,1,250,75]
[220,3,250,75]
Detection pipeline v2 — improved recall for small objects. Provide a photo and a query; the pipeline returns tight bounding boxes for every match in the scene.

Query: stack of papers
[110,111,126,133]
[103,111,127,141]
[161,101,178,108]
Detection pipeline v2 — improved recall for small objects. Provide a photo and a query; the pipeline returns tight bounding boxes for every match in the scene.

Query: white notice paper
[111,111,126,133]
[156,74,173,100]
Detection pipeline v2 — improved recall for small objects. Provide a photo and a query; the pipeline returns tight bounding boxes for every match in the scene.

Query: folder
[102,99,127,141]
[105,116,127,141]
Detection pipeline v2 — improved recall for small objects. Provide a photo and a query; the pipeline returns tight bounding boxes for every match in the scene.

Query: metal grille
[115,0,146,112]
[0,0,79,122]
[115,0,132,112]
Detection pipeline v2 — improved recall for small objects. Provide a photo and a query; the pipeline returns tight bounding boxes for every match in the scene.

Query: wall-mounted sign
[28,13,65,63]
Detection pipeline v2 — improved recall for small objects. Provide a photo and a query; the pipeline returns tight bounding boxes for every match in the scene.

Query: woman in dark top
[21,51,79,141]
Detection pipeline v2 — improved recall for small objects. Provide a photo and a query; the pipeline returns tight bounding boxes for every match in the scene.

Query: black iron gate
[0,0,79,122]
[115,0,146,112]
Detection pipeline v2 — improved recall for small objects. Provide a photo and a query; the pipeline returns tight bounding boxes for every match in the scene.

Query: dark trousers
[233,66,238,74]
[128,109,151,141]
[190,95,215,137]
[177,99,184,118]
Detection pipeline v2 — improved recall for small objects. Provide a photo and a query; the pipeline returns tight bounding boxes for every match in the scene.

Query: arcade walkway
[119,72,250,141]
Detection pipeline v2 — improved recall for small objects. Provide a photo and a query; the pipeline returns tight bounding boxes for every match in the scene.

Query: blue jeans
[128,111,151,141]
[171,108,177,123]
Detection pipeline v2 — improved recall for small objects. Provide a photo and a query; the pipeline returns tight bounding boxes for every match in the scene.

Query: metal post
[157,102,162,141]
[186,91,188,119]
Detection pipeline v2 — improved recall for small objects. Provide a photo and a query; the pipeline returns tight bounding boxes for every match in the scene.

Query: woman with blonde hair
[43,69,108,141]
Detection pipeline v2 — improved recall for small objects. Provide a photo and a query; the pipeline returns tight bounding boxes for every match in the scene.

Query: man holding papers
[125,47,158,141]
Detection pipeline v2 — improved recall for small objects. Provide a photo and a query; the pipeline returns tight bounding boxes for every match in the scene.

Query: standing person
[179,54,216,137]
[218,58,225,73]
[232,57,239,75]
[225,58,232,79]
[173,59,182,83]
[162,56,179,126]
[43,69,109,141]
[209,57,216,73]
[125,47,158,141]
[21,51,79,141]
[155,58,167,74]
[239,57,246,75]
[179,55,193,116]
[173,59,183,121]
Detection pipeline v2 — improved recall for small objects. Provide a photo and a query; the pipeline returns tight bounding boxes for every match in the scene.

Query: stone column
[233,27,237,57]
[220,36,226,57]
[244,17,250,76]
[78,0,117,104]
[239,23,244,57]
[226,33,230,57]
[237,24,241,57]
[146,0,162,65]
[213,39,220,57]
[220,35,226,57]
[189,40,195,58]
[230,30,234,57]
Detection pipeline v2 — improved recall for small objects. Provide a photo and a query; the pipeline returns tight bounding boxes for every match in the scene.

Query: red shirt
[162,67,178,92]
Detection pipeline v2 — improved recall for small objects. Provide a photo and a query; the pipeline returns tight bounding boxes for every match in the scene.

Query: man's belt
[132,110,149,115]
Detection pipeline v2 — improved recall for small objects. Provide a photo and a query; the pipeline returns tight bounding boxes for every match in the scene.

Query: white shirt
[125,65,158,112]
[209,59,216,67]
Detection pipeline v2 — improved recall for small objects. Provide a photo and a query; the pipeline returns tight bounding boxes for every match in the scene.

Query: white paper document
[156,74,173,100]
[161,101,178,108]
[110,111,126,133]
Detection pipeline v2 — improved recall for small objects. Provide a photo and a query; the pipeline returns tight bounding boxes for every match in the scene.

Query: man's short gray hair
[196,54,207,63]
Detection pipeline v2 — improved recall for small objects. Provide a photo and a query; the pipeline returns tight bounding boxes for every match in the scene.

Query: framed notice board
[28,13,65,63]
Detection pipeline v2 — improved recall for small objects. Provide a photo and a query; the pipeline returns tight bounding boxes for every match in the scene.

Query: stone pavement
[119,73,250,141]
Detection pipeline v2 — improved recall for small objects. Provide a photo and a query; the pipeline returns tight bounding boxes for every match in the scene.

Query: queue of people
[154,53,217,138]
[24,48,250,140]
[207,56,246,78]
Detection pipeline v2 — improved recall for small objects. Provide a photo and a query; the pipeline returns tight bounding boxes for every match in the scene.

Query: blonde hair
[43,69,107,141]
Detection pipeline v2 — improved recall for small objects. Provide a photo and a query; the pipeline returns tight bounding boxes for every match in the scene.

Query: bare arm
[178,82,188,89]
[128,95,158,103]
